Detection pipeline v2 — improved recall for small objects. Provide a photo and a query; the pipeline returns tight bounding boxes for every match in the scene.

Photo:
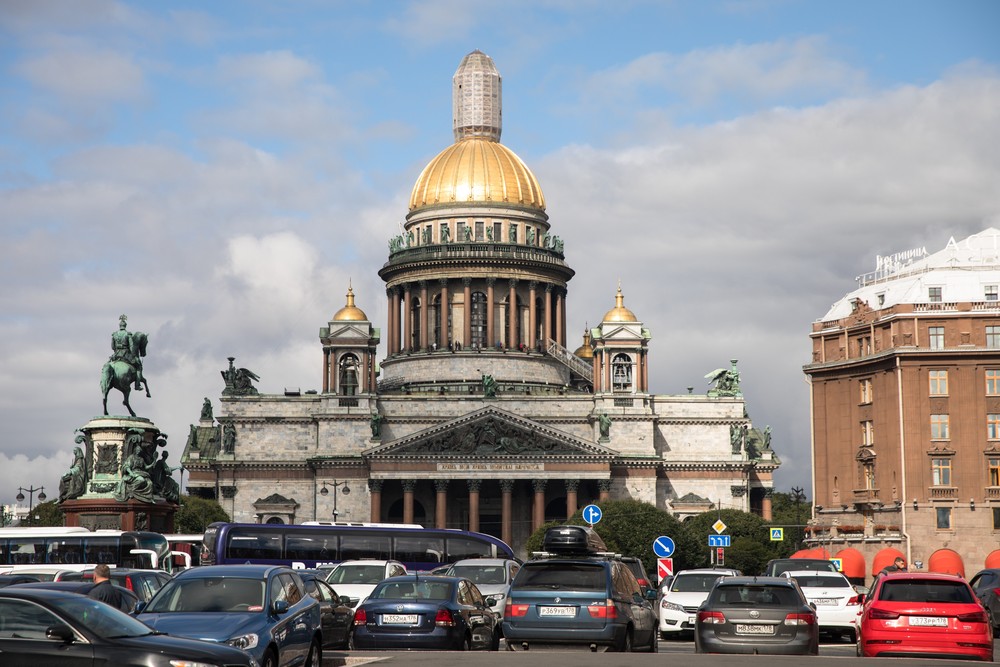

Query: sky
[2,0,999,509]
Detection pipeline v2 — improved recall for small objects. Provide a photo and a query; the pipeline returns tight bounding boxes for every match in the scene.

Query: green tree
[769,487,810,554]
[174,494,229,534]
[29,500,64,526]
[682,509,782,574]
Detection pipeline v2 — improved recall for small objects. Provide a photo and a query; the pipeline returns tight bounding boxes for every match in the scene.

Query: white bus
[0,527,172,571]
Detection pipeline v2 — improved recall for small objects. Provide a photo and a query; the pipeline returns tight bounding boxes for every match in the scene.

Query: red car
[858,572,993,661]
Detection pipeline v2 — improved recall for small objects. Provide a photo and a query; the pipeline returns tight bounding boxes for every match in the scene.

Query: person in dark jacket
[878,556,907,576]
[88,563,124,608]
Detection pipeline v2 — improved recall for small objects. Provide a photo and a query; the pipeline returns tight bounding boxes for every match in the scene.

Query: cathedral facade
[182,51,778,556]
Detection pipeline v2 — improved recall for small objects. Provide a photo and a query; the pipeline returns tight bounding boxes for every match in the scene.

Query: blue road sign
[653,536,675,558]
[708,534,731,548]
[582,504,603,525]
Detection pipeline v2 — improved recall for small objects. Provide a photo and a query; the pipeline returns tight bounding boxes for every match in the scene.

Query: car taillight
[993,588,1000,598]
[956,610,989,623]
[434,609,455,627]
[124,578,134,591]
[784,613,816,626]
[637,578,649,588]
[353,608,367,625]
[505,601,529,618]
[587,599,618,619]
[846,595,861,606]
[698,611,726,624]
[868,608,900,620]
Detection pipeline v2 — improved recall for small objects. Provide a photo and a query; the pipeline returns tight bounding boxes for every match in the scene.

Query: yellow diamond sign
[712,519,727,534]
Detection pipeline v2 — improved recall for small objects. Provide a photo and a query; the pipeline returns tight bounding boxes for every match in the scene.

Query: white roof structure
[820,227,1000,321]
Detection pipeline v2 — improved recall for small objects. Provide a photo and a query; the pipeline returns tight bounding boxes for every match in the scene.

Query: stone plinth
[61,497,176,533]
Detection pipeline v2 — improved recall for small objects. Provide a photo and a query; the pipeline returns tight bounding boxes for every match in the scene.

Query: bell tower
[320,285,380,395]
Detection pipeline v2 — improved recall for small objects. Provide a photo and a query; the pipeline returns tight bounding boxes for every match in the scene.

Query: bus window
[47,538,84,564]
[228,530,282,560]
[84,536,121,565]
[394,535,444,564]
[9,538,45,564]
[285,535,337,562]
[340,534,390,560]
[446,536,493,561]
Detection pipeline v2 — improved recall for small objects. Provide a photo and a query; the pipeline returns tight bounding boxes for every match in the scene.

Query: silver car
[442,558,519,615]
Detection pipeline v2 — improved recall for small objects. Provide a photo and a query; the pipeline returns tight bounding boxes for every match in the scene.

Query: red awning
[872,547,906,577]
[835,547,866,580]
[927,548,965,577]
[986,549,1000,569]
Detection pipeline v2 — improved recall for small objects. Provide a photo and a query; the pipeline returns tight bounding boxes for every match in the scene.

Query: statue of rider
[111,314,145,391]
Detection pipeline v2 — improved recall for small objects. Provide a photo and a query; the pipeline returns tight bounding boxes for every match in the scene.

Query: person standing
[88,564,124,609]
[879,556,907,576]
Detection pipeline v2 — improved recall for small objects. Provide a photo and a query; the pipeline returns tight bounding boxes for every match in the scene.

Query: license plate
[812,598,838,606]
[735,624,774,635]
[539,606,576,617]
[382,614,418,624]
[909,616,948,627]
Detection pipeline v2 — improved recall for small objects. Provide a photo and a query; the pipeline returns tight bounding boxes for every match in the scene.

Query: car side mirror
[134,601,147,613]
[485,596,497,608]
[339,595,351,605]
[46,625,75,643]
[272,600,289,615]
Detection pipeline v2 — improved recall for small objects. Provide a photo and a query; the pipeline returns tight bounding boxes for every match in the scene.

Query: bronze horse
[101,332,149,416]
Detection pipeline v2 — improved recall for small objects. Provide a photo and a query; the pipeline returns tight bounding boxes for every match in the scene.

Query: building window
[861,420,874,446]
[928,370,948,395]
[928,286,942,302]
[612,353,633,392]
[989,327,1000,348]
[859,378,873,404]
[987,285,999,301]
[475,221,484,241]
[457,221,466,241]
[493,222,502,241]
[990,416,1000,440]
[988,369,1000,395]
[930,414,949,440]
[989,457,1000,486]
[928,326,945,349]
[470,291,487,348]
[338,354,360,396]
[936,507,952,530]
[931,458,952,486]
[862,461,876,489]
[994,508,1000,530]
[877,293,885,306]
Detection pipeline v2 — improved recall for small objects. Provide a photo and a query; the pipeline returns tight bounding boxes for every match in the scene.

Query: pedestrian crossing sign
[770,528,784,541]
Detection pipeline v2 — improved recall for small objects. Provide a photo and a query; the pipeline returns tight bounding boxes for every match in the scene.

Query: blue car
[137,564,322,667]
[351,574,501,650]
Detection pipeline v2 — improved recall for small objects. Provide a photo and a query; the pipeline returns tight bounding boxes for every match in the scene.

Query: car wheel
[261,649,278,667]
[856,633,863,657]
[647,630,658,653]
[305,638,321,667]
[460,633,472,651]
[614,629,633,652]
[347,629,356,651]
[489,627,501,651]
[988,609,998,638]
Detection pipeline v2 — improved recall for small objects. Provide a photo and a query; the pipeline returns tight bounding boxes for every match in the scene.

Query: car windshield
[513,564,604,591]
[144,577,266,613]
[671,574,724,593]
[53,595,154,638]
[372,581,452,601]
[879,580,975,604]
[709,585,799,606]
[794,575,851,588]
[326,565,386,585]
[450,565,506,585]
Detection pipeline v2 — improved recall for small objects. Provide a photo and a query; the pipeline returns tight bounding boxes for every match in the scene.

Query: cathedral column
[565,479,579,520]
[762,488,773,521]
[439,279,449,349]
[486,278,496,346]
[592,351,600,392]
[402,480,416,524]
[528,281,538,349]
[386,289,395,355]
[598,478,611,502]
[462,278,472,347]
[507,279,518,348]
[544,285,553,345]
[322,350,330,393]
[604,349,611,391]
[369,479,383,523]
[368,350,377,392]
[403,285,412,352]
[532,479,547,533]
[556,290,565,347]
[641,350,648,392]
[435,479,449,529]
[467,479,481,532]
[391,288,401,355]
[500,479,514,547]
[419,281,428,351]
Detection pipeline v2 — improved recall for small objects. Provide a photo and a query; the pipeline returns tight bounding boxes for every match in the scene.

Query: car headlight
[660,600,685,612]
[227,632,260,650]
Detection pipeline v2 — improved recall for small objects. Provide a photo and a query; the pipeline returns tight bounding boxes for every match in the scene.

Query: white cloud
[13,47,146,103]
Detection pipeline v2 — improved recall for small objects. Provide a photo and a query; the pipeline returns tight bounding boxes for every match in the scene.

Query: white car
[321,559,407,607]
[658,568,740,638]
[781,569,862,641]
[441,557,520,615]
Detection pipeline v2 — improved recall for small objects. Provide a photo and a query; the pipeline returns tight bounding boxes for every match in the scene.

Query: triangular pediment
[364,406,616,460]
[325,322,372,339]
[599,323,644,340]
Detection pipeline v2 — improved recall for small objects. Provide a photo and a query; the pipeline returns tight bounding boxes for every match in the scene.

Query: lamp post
[319,480,351,521]
[16,486,46,526]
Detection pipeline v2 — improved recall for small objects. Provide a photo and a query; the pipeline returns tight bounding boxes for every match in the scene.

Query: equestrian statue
[101,314,150,416]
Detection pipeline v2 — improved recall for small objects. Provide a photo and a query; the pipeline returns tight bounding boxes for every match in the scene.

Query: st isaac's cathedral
[182,51,780,555]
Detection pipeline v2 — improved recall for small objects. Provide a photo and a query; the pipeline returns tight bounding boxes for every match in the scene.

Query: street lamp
[16,486,46,526]
[319,480,351,521]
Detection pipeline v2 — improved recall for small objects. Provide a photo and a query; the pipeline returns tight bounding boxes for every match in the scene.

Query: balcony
[986,487,1000,500]
[852,488,880,504]
[929,486,957,499]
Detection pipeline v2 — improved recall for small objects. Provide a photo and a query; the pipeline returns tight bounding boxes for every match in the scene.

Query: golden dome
[332,285,368,321]
[574,328,594,360]
[602,285,638,323]
[409,138,545,212]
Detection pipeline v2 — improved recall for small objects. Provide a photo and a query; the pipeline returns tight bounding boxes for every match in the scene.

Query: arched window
[265,517,285,525]
[339,353,360,395]
[470,291,487,348]
[612,353,633,392]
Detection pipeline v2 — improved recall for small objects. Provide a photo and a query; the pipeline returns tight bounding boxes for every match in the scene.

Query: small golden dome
[332,285,368,321]
[602,285,638,323]
[409,137,545,212]
[574,328,594,360]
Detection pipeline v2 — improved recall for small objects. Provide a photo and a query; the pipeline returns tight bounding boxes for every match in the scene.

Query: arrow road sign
[708,534,731,547]
[653,536,675,558]
[582,504,603,525]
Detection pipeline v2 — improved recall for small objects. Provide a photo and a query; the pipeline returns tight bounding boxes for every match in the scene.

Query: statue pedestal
[61,497,176,533]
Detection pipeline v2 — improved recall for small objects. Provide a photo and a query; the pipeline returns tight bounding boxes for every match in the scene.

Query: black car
[0,575,40,588]
[969,568,1000,636]
[60,568,173,602]
[622,556,654,597]
[694,576,819,655]
[502,525,658,652]
[0,587,256,666]
[12,580,140,613]
[298,569,354,649]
